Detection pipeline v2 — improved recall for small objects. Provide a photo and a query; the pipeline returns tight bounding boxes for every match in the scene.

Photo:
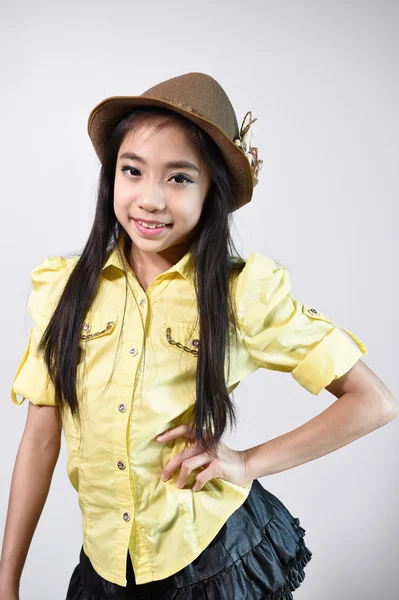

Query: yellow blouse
[10,235,368,586]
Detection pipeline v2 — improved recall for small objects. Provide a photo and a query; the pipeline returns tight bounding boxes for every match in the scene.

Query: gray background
[1,1,398,597]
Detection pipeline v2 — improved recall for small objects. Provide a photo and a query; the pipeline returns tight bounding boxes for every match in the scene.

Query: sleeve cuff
[291,326,367,395]
[11,329,56,407]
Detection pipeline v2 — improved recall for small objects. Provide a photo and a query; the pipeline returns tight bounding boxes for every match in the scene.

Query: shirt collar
[101,233,195,283]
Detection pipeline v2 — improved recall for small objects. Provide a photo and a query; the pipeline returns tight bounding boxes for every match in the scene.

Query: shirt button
[139,298,146,307]
[129,347,138,356]
[118,403,127,412]
[82,323,90,332]
[123,512,131,522]
[309,308,319,315]
[117,460,125,470]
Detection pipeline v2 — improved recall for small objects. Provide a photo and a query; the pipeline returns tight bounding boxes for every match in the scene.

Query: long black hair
[38,106,246,457]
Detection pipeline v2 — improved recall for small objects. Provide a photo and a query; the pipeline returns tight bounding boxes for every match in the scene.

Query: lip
[131,218,172,237]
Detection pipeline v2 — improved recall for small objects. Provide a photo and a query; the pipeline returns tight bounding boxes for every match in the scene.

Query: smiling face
[114,118,212,268]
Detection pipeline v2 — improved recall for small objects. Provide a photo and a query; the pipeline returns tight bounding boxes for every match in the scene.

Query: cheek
[114,179,131,208]
[176,191,205,221]
[173,206,201,230]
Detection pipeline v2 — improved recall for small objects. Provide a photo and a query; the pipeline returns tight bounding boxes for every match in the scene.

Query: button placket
[118,300,145,532]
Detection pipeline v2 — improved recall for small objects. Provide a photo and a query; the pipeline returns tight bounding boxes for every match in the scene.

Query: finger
[156,424,196,442]
[192,460,226,492]
[176,451,213,489]
[161,443,200,482]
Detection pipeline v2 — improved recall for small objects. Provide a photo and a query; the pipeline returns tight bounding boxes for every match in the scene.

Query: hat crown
[141,72,240,142]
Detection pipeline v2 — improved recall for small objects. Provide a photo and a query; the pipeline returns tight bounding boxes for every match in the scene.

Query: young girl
[2,72,397,600]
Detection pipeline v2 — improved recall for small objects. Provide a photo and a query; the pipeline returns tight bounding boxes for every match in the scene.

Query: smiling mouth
[131,218,173,235]
[134,219,171,228]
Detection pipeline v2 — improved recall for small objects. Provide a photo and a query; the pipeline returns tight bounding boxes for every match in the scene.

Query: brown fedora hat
[87,72,263,211]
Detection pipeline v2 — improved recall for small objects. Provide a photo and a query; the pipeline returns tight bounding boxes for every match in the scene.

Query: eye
[120,166,193,186]
[169,174,194,185]
[121,166,140,178]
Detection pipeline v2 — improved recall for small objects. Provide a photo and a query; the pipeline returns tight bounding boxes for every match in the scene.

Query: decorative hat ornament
[234,111,263,182]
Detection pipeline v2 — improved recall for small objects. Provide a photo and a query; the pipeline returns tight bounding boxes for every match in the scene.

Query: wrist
[243,447,257,482]
[244,444,270,481]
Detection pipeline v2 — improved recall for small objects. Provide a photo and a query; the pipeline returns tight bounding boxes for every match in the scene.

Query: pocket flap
[163,324,200,356]
[80,314,118,341]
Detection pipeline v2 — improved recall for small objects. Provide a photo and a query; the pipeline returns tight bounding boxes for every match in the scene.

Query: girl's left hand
[157,424,251,492]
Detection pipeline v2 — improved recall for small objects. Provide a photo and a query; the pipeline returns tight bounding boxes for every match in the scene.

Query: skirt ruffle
[66,479,313,600]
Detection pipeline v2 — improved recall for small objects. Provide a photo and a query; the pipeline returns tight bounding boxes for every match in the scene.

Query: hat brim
[87,96,256,211]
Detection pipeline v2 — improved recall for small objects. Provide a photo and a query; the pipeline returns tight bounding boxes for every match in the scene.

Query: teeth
[137,220,166,229]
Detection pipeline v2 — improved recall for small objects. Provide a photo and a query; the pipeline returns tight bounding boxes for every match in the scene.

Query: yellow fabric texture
[10,236,367,586]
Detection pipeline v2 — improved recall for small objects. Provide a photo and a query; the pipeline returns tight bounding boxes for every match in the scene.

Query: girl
[1,72,397,600]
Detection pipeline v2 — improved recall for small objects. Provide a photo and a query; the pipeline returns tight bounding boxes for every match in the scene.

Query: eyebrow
[118,152,201,174]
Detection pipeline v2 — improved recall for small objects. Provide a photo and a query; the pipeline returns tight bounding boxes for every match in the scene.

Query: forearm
[0,435,60,587]
[244,391,398,481]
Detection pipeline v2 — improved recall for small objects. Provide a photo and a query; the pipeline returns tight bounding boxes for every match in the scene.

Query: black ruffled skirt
[66,479,312,600]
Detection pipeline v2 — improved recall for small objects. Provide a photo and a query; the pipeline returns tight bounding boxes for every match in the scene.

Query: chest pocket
[161,321,239,358]
[162,323,200,357]
[78,312,119,365]
[80,316,118,341]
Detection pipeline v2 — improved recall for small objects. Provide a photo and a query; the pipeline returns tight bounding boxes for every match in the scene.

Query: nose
[136,178,166,212]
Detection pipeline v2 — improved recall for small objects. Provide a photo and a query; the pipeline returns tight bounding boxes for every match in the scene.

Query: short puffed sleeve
[234,253,368,395]
[11,256,70,406]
